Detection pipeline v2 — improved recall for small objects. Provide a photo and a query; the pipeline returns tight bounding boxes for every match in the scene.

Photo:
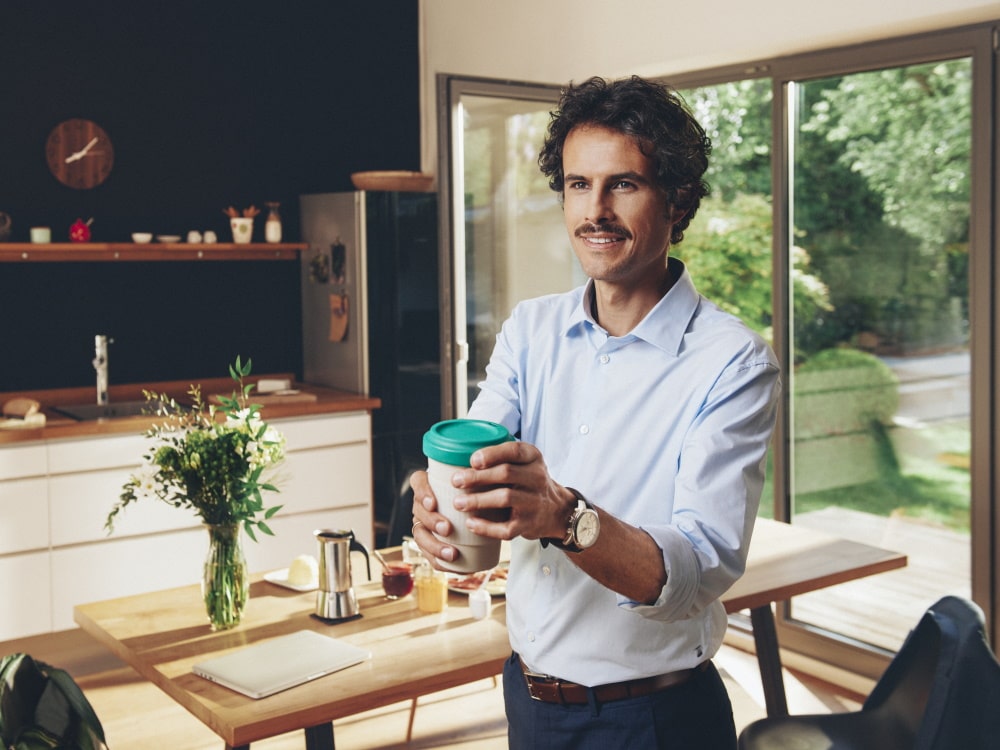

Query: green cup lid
[422,419,513,466]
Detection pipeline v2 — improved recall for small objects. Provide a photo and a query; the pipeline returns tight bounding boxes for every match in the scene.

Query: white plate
[447,564,508,597]
[264,568,317,592]
[156,235,182,243]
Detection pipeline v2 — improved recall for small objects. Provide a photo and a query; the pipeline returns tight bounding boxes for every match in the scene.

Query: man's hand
[409,441,575,567]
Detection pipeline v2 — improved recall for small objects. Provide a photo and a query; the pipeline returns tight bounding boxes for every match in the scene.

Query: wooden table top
[74,519,906,747]
[724,518,907,613]
[75,577,510,747]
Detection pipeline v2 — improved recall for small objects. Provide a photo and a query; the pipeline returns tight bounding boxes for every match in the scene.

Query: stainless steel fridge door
[300,192,370,394]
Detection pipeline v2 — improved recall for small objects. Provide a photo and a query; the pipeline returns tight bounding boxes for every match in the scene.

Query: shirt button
[527,631,536,642]
[579,424,590,435]
[599,354,610,364]
[542,565,552,576]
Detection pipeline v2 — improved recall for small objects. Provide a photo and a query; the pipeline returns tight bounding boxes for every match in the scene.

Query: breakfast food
[287,554,318,586]
[448,565,508,592]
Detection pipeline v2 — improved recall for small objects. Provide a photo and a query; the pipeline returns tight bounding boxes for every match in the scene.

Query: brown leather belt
[519,657,707,705]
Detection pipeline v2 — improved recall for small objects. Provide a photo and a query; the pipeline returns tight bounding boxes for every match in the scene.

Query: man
[410,75,781,749]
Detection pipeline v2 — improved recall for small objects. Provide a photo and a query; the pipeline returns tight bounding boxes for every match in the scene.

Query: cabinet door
[0,477,48,554]
[0,443,46,480]
[49,468,196,546]
[47,433,146,474]
[0,551,52,639]
[243,506,374,575]
[273,411,373,515]
[48,432,197,545]
[51,529,204,631]
[280,443,373,513]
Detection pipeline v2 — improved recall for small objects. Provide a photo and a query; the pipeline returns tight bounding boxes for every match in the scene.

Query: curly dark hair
[538,76,712,245]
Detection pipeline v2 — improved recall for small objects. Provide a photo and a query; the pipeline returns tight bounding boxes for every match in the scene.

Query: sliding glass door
[436,76,568,417]
[676,24,995,675]
[786,56,973,651]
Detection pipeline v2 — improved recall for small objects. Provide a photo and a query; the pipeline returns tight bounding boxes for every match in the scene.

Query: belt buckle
[522,667,556,702]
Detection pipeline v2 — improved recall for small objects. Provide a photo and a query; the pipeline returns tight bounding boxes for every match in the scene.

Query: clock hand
[64,136,99,163]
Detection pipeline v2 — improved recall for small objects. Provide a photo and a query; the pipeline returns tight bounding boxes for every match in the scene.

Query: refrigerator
[299,192,441,546]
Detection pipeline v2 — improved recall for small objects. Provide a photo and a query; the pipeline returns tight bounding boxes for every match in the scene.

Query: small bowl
[156,235,182,243]
[131,232,153,244]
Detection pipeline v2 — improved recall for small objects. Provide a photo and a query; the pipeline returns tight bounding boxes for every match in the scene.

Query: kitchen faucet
[93,335,112,405]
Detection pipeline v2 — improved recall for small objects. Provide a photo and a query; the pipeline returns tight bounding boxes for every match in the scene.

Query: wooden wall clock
[45,118,115,189]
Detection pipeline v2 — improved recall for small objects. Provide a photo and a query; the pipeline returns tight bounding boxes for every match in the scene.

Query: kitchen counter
[0,374,380,445]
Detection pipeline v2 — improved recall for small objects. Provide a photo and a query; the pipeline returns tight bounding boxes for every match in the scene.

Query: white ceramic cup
[230,217,253,244]
[30,227,51,243]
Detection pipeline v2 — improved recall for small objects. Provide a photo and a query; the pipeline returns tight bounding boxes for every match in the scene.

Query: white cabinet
[0,444,49,640]
[242,411,375,575]
[0,552,52,641]
[0,410,374,639]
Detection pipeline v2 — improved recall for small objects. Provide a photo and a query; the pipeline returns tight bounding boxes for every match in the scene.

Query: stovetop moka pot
[314,528,371,621]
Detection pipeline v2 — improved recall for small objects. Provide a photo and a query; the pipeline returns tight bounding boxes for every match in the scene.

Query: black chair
[738,595,1000,750]
[0,652,107,750]
[386,472,417,548]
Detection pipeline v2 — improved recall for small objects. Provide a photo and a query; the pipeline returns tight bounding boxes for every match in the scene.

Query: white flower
[132,462,160,501]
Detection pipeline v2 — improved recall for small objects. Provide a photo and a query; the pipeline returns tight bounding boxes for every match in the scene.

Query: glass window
[787,59,973,650]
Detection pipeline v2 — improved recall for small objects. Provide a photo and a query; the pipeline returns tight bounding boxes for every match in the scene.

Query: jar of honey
[415,563,448,613]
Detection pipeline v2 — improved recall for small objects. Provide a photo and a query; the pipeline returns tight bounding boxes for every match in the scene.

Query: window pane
[789,60,972,650]
[680,79,774,341]
[460,95,580,411]
[679,78,776,509]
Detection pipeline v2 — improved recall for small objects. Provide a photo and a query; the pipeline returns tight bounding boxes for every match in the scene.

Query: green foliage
[681,192,832,341]
[0,653,106,750]
[682,59,971,357]
[796,347,900,427]
[685,79,773,201]
[107,357,285,541]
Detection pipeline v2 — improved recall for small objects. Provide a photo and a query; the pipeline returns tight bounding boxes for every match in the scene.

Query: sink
[52,400,162,421]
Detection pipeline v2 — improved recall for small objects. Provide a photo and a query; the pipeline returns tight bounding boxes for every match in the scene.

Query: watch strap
[540,487,590,553]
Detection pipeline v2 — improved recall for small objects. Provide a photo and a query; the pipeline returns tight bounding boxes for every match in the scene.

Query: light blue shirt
[467,258,781,685]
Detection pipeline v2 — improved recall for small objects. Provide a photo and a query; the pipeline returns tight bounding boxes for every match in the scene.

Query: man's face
[561,124,675,290]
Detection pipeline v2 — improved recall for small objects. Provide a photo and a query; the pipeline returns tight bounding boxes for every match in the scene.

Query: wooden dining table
[74,518,906,749]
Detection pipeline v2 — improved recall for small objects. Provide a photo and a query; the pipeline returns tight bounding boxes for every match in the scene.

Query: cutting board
[211,391,318,406]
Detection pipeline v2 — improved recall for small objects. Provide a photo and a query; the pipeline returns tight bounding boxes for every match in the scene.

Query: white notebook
[192,629,371,699]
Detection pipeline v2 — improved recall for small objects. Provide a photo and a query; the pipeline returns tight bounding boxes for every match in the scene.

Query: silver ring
[411,520,424,536]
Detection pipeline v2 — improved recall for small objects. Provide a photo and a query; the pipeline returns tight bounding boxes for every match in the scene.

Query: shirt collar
[565,257,699,357]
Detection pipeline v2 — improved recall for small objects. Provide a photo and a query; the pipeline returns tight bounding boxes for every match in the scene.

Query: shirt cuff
[615,524,703,622]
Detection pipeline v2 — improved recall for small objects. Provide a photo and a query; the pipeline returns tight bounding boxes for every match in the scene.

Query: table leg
[749,604,789,717]
[304,722,335,750]
[225,745,248,750]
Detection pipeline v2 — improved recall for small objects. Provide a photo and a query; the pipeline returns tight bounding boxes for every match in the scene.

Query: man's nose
[585,189,614,223]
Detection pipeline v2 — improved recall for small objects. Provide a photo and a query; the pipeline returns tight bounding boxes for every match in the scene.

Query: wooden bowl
[350,171,434,192]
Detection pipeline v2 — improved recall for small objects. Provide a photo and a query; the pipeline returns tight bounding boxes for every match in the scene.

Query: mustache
[574,223,632,240]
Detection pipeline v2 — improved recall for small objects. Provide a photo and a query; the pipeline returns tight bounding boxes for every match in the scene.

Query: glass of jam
[382,562,415,599]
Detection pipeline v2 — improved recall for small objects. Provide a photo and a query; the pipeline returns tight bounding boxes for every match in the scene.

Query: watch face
[45,119,114,189]
[574,510,600,548]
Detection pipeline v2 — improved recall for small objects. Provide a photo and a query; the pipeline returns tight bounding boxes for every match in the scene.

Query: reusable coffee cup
[422,419,514,573]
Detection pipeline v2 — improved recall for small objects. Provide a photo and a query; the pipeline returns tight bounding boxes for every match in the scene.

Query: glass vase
[202,523,249,631]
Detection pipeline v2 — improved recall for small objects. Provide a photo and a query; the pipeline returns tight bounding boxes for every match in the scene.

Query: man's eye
[568,180,588,190]
[614,180,636,190]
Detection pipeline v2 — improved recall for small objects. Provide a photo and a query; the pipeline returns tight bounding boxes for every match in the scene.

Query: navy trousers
[503,653,737,749]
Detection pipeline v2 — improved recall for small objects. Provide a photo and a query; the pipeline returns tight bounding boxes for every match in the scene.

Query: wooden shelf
[0,242,305,262]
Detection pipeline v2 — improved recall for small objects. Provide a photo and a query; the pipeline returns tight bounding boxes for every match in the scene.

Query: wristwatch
[542,487,600,552]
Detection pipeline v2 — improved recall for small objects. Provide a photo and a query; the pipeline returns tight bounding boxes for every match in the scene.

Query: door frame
[435,74,561,418]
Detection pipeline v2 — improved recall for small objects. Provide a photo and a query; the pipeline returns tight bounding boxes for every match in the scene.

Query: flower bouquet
[107,356,285,630]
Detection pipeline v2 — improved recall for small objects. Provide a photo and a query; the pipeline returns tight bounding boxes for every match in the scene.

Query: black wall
[0,2,421,390]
